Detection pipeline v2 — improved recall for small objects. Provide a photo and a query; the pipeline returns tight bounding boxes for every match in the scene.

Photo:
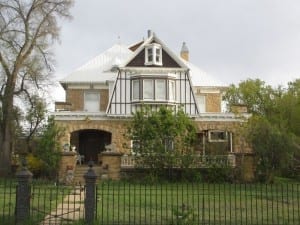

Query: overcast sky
[53,0,300,100]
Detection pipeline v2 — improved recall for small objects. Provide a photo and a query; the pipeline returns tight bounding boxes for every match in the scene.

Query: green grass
[96,182,300,225]
[0,179,77,225]
[1,179,300,225]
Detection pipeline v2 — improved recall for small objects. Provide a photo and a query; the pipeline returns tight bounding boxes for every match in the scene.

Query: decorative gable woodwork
[126,49,181,68]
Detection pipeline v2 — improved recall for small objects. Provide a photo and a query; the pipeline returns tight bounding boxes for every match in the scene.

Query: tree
[224,78,300,181]
[125,106,197,181]
[32,116,65,178]
[23,95,47,152]
[223,78,277,116]
[245,116,297,182]
[0,0,73,175]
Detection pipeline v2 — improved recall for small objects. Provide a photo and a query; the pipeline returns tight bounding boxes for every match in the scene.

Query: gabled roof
[182,59,225,87]
[60,33,226,88]
[121,32,188,69]
[60,43,133,86]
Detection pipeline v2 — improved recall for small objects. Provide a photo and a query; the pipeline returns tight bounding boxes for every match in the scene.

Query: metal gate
[30,184,85,225]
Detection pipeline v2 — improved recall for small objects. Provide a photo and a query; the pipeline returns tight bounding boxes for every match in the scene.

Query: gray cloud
[54,0,300,89]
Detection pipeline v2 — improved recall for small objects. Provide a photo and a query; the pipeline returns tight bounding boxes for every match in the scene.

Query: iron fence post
[84,161,97,224]
[15,160,32,225]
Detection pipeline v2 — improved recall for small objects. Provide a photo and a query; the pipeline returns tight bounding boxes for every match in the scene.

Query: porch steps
[73,165,102,184]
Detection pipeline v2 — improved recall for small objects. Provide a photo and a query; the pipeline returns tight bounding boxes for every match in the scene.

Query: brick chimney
[180,42,189,61]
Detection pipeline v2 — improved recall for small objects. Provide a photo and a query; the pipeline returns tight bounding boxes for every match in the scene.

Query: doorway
[71,129,111,163]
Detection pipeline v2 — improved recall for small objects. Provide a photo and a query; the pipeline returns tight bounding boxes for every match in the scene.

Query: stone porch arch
[56,119,129,154]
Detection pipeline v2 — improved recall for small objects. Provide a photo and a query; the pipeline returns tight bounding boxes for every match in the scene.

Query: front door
[79,130,111,163]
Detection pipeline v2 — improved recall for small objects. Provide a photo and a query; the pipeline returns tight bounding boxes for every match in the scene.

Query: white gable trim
[121,34,188,69]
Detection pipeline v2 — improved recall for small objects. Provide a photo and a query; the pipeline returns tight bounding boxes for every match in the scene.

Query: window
[147,48,153,62]
[208,130,228,142]
[84,91,100,112]
[196,95,206,113]
[169,80,175,101]
[131,78,175,102]
[155,80,166,100]
[132,80,140,100]
[143,79,154,99]
[145,44,162,66]
[130,139,140,155]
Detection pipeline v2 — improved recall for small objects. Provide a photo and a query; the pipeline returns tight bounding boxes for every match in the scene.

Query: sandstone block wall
[66,89,84,111]
[65,89,109,112]
[205,94,221,112]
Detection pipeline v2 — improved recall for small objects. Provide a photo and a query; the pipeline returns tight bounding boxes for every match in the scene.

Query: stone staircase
[73,165,103,185]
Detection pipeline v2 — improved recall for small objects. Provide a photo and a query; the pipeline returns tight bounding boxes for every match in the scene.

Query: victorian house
[53,31,253,182]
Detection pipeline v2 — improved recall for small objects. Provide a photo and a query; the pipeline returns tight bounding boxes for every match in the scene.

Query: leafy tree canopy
[224,78,300,181]
[125,106,197,180]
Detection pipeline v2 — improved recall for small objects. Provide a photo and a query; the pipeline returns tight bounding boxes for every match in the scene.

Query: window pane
[143,79,154,99]
[155,48,161,62]
[169,80,175,101]
[147,48,153,62]
[156,80,166,100]
[196,95,206,112]
[84,92,100,112]
[132,80,139,100]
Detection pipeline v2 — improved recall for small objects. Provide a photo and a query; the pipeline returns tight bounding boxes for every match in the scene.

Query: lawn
[96,182,300,225]
[0,179,76,225]
[1,179,299,225]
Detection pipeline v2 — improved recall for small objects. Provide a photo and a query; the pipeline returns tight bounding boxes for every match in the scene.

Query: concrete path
[40,186,85,225]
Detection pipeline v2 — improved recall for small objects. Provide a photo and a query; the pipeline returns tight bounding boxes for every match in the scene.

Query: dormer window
[145,44,162,66]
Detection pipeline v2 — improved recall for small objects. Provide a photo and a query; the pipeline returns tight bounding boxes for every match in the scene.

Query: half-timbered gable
[107,33,199,116]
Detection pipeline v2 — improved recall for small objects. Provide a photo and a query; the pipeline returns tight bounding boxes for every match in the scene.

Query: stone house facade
[53,31,253,181]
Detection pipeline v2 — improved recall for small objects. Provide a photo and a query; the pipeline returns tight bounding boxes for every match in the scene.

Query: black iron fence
[96,182,300,225]
[0,180,85,225]
[1,163,300,225]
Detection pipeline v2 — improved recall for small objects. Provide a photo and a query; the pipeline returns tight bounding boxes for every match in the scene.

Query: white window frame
[132,79,140,101]
[208,130,228,142]
[84,91,100,112]
[196,95,206,113]
[143,79,154,100]
[155,79,166,100]
[145,44,162,66]
[169,80,176,101]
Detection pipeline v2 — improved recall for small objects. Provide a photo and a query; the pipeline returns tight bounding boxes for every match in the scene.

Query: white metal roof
[183,60,225,87]
[60,43,133,84]
[60,41,225,88]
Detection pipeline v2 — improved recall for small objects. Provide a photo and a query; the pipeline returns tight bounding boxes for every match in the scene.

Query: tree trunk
[0,134,12,176]
[0,85,15,176]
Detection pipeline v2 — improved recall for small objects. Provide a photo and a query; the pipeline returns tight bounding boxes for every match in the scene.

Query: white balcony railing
[121,154,236,169]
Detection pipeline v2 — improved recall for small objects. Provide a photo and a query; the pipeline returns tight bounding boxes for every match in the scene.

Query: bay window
[131,77,176,102]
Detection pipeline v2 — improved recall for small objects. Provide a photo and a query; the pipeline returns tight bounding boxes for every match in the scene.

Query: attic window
[145,44,162,66]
